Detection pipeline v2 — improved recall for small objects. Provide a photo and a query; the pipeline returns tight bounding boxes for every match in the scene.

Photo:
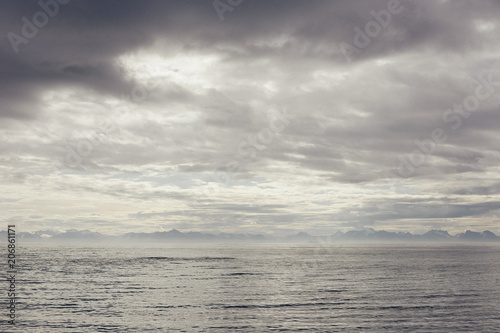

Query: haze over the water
[2,0,500,236]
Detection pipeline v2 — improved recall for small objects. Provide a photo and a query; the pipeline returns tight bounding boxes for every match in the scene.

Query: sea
[4,243,500,332]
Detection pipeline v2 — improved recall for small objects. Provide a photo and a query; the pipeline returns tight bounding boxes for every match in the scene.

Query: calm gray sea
[5,243,500,332]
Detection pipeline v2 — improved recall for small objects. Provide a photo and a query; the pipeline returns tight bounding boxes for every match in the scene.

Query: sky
[1,0,500,236]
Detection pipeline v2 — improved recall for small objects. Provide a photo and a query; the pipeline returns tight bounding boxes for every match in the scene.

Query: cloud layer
[1,0,500,235]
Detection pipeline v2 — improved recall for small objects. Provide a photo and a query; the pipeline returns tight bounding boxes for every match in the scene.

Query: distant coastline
[2,228,499,243]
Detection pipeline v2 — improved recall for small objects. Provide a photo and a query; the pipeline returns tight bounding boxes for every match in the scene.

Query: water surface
[7,243,500,332]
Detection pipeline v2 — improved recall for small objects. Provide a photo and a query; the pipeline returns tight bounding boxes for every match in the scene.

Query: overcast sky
[1,0,500,235]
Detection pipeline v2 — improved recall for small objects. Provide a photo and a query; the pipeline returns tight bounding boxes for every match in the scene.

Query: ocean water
[6,243,500,332]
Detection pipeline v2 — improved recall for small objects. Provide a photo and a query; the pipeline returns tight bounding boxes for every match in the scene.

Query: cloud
[1,0,500,234]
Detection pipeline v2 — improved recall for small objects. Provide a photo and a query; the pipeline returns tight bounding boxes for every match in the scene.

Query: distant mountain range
[1,228,499,243]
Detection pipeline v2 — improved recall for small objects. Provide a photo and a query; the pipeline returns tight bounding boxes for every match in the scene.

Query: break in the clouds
[1,0,500,235]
